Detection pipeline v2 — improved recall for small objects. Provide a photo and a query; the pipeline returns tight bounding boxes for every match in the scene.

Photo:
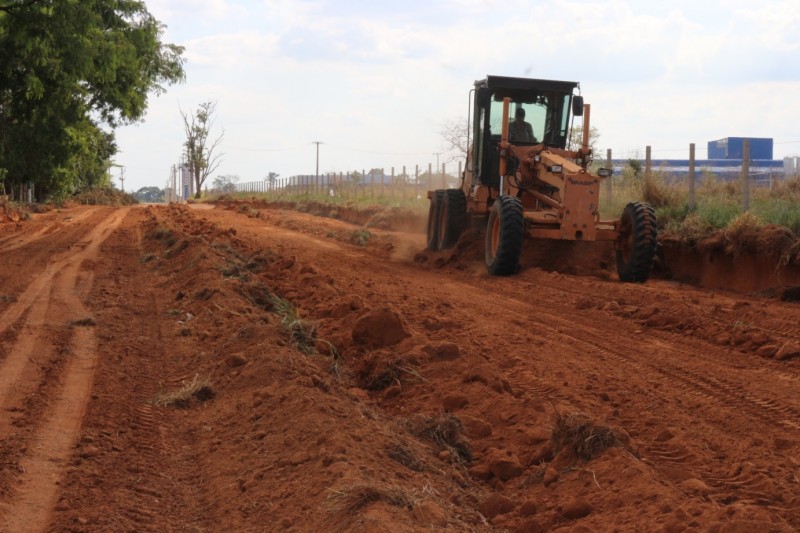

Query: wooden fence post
[428,163,432,193]
[605,148,612,206]
[402,165,406,200]
[742,139,750,211]
[688,143,696,211]
[415,164,419,199]
[645,145,652,183]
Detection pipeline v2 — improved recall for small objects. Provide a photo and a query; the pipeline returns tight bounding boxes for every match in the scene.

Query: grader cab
[427,75,657,281]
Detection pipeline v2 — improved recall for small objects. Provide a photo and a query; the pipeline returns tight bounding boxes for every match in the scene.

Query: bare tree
[181,101,224,198]
[439,116,470,163]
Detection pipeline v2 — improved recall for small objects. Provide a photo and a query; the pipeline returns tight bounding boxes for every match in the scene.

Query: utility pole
[313,141,323,180]
[433,152,442,176]
[119,166,126,192]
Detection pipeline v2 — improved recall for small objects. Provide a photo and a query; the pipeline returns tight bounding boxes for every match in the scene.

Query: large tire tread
[438,189,468,250]
[486,195,524,276]
[426,190,445,251]
[616,202,657,282]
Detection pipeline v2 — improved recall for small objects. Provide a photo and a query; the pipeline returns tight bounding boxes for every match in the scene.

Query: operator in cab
[508,107,537,144]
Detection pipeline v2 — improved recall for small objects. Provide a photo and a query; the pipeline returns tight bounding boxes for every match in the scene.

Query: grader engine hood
[508,145,604,241]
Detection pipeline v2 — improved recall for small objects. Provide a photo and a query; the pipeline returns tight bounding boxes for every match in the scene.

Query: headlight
[597,168,613,177]
[547,165,563,173]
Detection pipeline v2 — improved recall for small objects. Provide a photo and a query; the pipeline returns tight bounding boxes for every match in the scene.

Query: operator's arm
[526,122,535,143]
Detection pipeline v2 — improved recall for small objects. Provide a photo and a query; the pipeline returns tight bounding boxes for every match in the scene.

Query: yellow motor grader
[427,75,656,281]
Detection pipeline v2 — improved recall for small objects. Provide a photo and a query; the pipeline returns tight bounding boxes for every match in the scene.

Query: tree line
[0,0,185,200]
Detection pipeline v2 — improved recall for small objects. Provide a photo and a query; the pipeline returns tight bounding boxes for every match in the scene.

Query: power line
[222,143,308,152]
[324,142,434,157]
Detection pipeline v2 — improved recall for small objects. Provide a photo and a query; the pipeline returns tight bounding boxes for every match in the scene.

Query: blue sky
[115,0,800,192]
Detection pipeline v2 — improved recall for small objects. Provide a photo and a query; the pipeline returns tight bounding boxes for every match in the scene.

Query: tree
[181,101,224,199]
[627,159,643,179]
[212,174,238,193]
[568,125,601,154]
[0,0,185,198]
[265,171,279,191]
[134,186,164,203]
[439,116,470,163]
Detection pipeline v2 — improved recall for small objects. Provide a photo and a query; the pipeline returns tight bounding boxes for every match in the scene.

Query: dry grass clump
[697,173,740,197]
[641,174,684,209]
[675,213,713,242]
[363,359,425,391]
[236,204,261,218]
[146,225,177,247]
[154,375,215,408]
[724,211,764,255]
[326,484,411,513]
[385,441,426,472]
[29,203,53,214]
[69,316,97,327]
[769,175,800,202]
[405,413,472,463]
[269,293,317,355]
[551,411,625,462]
[365,360,401,391]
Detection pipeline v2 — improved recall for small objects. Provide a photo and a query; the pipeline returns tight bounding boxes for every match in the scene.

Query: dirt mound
[73,186,137,206]
[661,224,800,294]
[413,225,615,279]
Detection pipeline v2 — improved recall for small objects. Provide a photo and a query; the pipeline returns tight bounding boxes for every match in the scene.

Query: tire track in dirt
[164,202,800,529]
[476,279,798,513]
[0,208,99,253]
[0,208,127,532]
[486,278,800,430]
[45,210,209,532]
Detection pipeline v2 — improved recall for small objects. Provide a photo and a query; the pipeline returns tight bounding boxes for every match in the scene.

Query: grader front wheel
[485,196,524,276]
[616,202,657,282]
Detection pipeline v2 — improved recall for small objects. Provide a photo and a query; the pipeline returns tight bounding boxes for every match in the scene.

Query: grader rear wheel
[485,195,524,276]
[616,202,657,282]
[426,190,445,251]
[437,189,468,250]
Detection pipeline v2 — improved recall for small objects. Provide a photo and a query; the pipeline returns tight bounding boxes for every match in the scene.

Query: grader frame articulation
[427,75,657,282]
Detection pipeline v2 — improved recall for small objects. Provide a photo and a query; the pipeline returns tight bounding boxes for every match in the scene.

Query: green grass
[209,169,800,241]
[349,228,372,246]
[206,187,430,213]
[599,169,800,240]
[268,293,317,355]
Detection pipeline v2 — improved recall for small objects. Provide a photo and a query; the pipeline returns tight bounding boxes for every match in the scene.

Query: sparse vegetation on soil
[1,202,800,531]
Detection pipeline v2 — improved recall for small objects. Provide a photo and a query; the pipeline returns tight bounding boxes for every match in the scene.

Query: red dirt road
[0,203,798,532]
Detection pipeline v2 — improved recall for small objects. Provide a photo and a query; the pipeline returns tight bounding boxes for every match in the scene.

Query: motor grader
[427,75,657,281]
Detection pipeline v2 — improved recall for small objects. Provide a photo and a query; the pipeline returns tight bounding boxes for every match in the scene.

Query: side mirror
[572,95,584,117]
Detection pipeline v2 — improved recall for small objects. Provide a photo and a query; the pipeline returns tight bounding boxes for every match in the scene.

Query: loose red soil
[0,202,799,532]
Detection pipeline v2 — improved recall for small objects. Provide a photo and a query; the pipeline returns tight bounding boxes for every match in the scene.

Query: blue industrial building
[608,136,792,184]
[708,137,773,160]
